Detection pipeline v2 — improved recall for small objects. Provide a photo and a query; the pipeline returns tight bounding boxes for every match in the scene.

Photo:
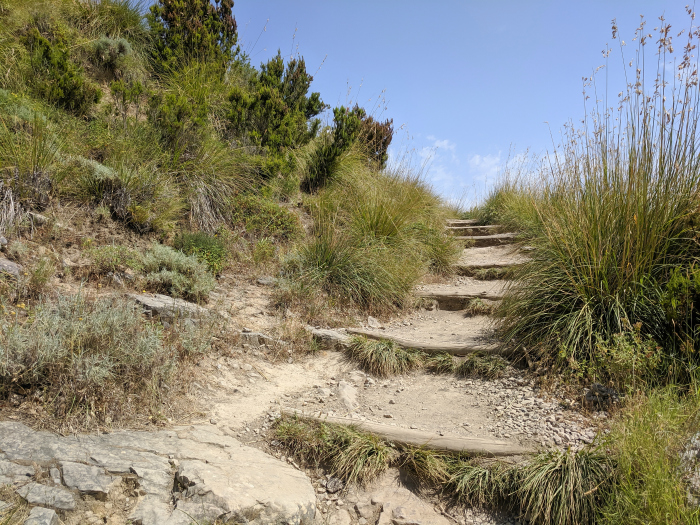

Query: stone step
[346,327,502,355]
[283,410,532,456]
[447,224,504,236]
[445,218,478,227]
[456,232,519,248]
[416,280,508,310]
[454,245,529,277]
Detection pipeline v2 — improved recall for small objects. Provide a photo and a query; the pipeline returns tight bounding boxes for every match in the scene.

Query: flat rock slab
[456,245,529,272]
[61,461,114,497]
[416,280,509,310]
[445,219,478,227]
[23,507,59,525]
[456,232,519,248]
[349,313,501,355]
[447,224,504,236]
[0,257,22,278]
[128,293,208,320]
[16,482,76,510]
[0,422,315,525]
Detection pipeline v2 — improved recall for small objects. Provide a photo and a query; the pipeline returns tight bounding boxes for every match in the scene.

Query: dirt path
[185,221,596,524]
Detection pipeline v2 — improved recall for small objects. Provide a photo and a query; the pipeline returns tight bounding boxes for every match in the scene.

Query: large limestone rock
[0,422,316,525]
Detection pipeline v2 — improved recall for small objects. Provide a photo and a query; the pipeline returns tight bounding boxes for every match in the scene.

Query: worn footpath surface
[0,220,604,525]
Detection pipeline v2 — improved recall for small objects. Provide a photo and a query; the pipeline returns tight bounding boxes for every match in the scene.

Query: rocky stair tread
[455,232,519,247]
[445,219,478,226]
[447,224,504,236]
[283,409,532,457]
[455,245,529,274]
[346,327,501,355]
[417,280,508,310]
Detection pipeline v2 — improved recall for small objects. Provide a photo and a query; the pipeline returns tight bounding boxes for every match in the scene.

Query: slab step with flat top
[454,245,529,276]
[456,232,519,248]
[448,224,504,236]
[446,219,478,227]
[417,280,509,310]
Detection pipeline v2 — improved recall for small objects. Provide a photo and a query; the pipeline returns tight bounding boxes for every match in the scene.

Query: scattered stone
[0,236,7,247]
[23,506,59,525]
[256,276,278,287]
[16,482,76,510]
[584,383,619,409]
[326,477,344,494]
[0,459,33,484]
[338,381,358,411]
[27,212,48,225]
[329,509,352,525]
[368,316,383,329]
[128,293,208,320]
[61,461,114,498]
[0,257,22,278]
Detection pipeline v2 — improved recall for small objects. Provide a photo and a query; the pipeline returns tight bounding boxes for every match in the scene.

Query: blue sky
[231,1,692,201]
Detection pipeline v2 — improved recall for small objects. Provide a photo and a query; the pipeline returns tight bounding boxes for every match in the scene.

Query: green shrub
[227,52,324,156]
[141,243,215,302]
[147,0,238,70]
[87,244,143,274]
[174,231,227,273]
[228,194,302,240]
[71,0,148,44]
[0,115,60,210]
[22,28,102,115]
[0,293,211,425]
[64,156,183,232]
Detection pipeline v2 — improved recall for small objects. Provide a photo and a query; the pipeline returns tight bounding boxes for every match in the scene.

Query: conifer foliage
[147,0,238,69]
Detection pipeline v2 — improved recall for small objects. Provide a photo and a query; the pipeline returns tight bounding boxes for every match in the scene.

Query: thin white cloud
[468,153,502,182]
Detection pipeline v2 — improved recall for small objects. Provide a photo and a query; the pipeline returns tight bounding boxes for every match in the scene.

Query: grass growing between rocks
[0,293,214,430]
[273,415,610,525]
[346,336,509,379]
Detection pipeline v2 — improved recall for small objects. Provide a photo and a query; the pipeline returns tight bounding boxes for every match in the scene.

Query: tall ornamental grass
[496,15,700,382]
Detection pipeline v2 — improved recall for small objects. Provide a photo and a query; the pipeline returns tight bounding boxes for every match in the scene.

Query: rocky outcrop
[0,421,316,525]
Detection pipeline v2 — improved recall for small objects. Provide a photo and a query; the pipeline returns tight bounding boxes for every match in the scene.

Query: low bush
[174,231,227,274]
[0,293,212,426]
[141,243,215,303]
[87,244,143,274]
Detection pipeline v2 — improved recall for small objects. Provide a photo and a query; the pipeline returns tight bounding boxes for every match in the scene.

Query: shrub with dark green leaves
[174,231,227,274]
[301,106,363,192]
[147,0,238,70]
[22,28,102,115]
[227,52,324,153]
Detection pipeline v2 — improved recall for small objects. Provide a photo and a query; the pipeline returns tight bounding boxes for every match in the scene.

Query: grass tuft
[346,336,423,377]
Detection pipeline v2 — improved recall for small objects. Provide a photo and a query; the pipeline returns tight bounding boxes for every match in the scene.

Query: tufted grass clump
[346,336,423,377]
[455,354,508,379]
[490,17,700,386]
[273,415,613,525]
[0,293,212,427]
[141,243,215,303]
